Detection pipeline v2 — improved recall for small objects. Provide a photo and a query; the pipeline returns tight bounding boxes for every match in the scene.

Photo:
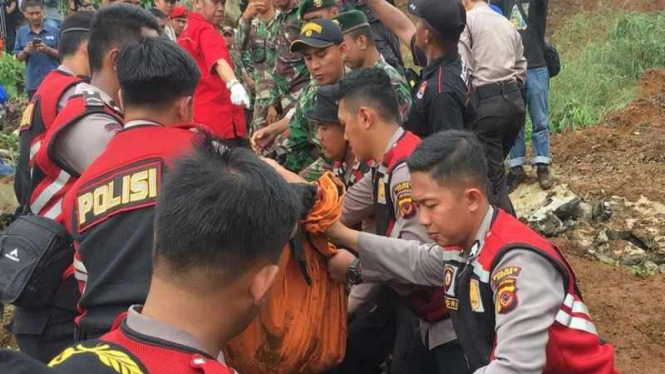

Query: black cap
[407,0,466,39]
[290,18,344,53]
[306,84,340,125]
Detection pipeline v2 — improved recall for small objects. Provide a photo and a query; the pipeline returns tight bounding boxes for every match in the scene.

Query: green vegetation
[549,10,665,132]
[0,54,25,99]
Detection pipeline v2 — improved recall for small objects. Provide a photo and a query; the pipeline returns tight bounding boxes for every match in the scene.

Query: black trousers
[10,307,76,363]
[469,87,526,215]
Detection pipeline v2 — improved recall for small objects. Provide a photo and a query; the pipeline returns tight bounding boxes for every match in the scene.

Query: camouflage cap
[333,10,370,34]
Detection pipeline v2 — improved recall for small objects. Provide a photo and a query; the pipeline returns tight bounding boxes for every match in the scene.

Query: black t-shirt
[493,0,548,68]
[406,35,473,138]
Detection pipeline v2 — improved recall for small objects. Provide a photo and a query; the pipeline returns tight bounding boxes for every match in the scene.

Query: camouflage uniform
[373,55,412,124]
[269,2,311,116]
[237,14,279,134]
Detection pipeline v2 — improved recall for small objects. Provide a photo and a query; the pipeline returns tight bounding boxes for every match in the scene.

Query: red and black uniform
[371,130,449,323]
[442,209,618,373]
[30,91,123,223]
[15,69,84,215]
[61,122,201,340]
[48,318,233,374]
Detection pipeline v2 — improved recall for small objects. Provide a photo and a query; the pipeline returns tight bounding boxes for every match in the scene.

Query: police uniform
[352,206,620,374]
[60,121,201,340]
[9,84,122,364]
[48,305,237,374]
[458,2,527,215]
[403,0,474,138]
[343,128,469,374]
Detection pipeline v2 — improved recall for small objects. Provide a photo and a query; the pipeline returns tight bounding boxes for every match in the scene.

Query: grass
[548,9,665,133]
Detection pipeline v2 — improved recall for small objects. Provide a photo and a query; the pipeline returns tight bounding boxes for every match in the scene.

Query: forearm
[45,47,60,60]
[16,51,29,62]
[363,0,416,46]
[215,59,239,85]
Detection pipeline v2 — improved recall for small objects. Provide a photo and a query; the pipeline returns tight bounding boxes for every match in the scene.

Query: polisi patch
[495,278,518,314]
[491,266,522,287]
[443,265,458,295]
[76,159,162,232]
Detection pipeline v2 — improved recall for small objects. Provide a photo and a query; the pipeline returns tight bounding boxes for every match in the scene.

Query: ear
[109,48,120,71]
[339,42,348,57]
[358,107,372,130]
[118,89,125,110]
[465,187,484,213]
[331,7,339,16]
[177,96,194,122]
[249,264,279,306]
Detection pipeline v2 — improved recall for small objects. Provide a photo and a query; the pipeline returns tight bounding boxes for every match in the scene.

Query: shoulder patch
[76,159,163,233]
[49,342,146,374]
[495,277,518,314]
[491,266,522,288]
[393,181,415,219]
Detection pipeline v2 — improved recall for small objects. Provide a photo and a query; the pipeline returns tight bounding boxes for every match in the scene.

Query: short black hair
[407,130,490,195]
[22,0,42,10]
[88,4,161,73]
[117,37,200,108]
[149,8,167,20]
[154,134,302,289]
[59,11,94,57]
[348,26,373,45]
[338,67,399,124]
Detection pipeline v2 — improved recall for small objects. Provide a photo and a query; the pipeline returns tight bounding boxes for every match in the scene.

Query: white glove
[227,80,251,109]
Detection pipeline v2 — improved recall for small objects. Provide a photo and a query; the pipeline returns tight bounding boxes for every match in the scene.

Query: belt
[475,80,520,101]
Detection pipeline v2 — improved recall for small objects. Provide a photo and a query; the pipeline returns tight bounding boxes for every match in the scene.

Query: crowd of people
[0,0,621,373]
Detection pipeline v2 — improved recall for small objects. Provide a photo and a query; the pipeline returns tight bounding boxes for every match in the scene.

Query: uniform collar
[372,54,388,68]
[125,305,226,363]
[57,64,75,76]
[383,127,405,155]
[123,120,162,129]
[422,52,460,79]
[468,206,495,258]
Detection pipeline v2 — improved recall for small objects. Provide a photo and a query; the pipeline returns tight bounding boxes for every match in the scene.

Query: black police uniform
[405,36,471,138]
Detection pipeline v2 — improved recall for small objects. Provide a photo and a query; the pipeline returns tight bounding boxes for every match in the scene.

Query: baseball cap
[407,0,466,39]
[169,6,187,19]
[298,0,336,18]
[306,84,341,125]
[333,10,370,34]
[290,18,344,53]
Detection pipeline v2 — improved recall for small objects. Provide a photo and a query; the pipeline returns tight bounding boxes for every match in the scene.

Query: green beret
[298,0,337,18]
[333,10,370,34]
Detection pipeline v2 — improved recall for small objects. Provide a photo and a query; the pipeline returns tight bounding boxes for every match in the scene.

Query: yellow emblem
[469,279,484,312]
[301,22,323,37]
[49,344,144,374]
[377,177,386,204]
[19,102,36,131]
[313,0,323,7]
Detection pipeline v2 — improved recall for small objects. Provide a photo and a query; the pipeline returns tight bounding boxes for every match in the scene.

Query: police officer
[9,11,93,364]
[60,37,203,341]
[458,0,527,215]
[335,68,469,374]
[333,10,411,124]
[361,0,473,137]
[326,130,620,374]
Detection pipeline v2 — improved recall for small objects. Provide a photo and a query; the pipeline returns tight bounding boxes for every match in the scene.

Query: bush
[549,10,665,132]
[0,54,26,99]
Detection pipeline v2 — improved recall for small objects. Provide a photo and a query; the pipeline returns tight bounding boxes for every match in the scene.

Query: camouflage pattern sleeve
[281,81,320,173]
[376,56,412,124]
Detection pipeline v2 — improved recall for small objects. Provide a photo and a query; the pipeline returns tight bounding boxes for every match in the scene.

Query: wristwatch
[347,258,363,285]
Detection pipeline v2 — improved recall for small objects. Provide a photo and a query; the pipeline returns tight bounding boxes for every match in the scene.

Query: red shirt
[178,13,246,139]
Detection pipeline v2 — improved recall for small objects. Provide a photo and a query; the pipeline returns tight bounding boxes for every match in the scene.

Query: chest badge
[377,177,386,204]
[469,279,485,313]
[416,81,427,99]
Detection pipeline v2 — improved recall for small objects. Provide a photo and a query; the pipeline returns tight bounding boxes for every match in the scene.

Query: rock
[593,201,613,222]
[531,212,565,237]
[617,242,647,266]
[660,264,665,274]
[575,202,594,221]
[555,196,582,221]
[644,261,660,274]
[511,183,582,234]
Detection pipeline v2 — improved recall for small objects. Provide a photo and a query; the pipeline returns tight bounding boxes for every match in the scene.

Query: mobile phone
[33,38,42,45]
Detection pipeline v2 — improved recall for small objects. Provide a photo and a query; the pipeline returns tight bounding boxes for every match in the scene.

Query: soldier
[254,18,347,181]
[326,130,620,374]
[334,10,411,124]
[340,0,404,71]
[300,0,339,22]
[237,0,278,134]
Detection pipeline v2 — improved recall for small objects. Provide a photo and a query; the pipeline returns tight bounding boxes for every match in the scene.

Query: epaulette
[82,90,105,108]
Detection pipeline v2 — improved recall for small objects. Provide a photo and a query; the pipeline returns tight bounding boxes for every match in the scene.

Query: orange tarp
[224,172,348,374]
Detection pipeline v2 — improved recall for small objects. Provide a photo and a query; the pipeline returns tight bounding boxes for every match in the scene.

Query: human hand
[261,157,307,184]
[23,42,34,54]
[228,80,251,108]
[251,124,277,152]
[241,2,259,21]
[266,106,278,125]
[327,249,356,284]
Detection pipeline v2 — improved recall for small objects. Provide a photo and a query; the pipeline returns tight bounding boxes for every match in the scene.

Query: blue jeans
[509,67,551,167]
